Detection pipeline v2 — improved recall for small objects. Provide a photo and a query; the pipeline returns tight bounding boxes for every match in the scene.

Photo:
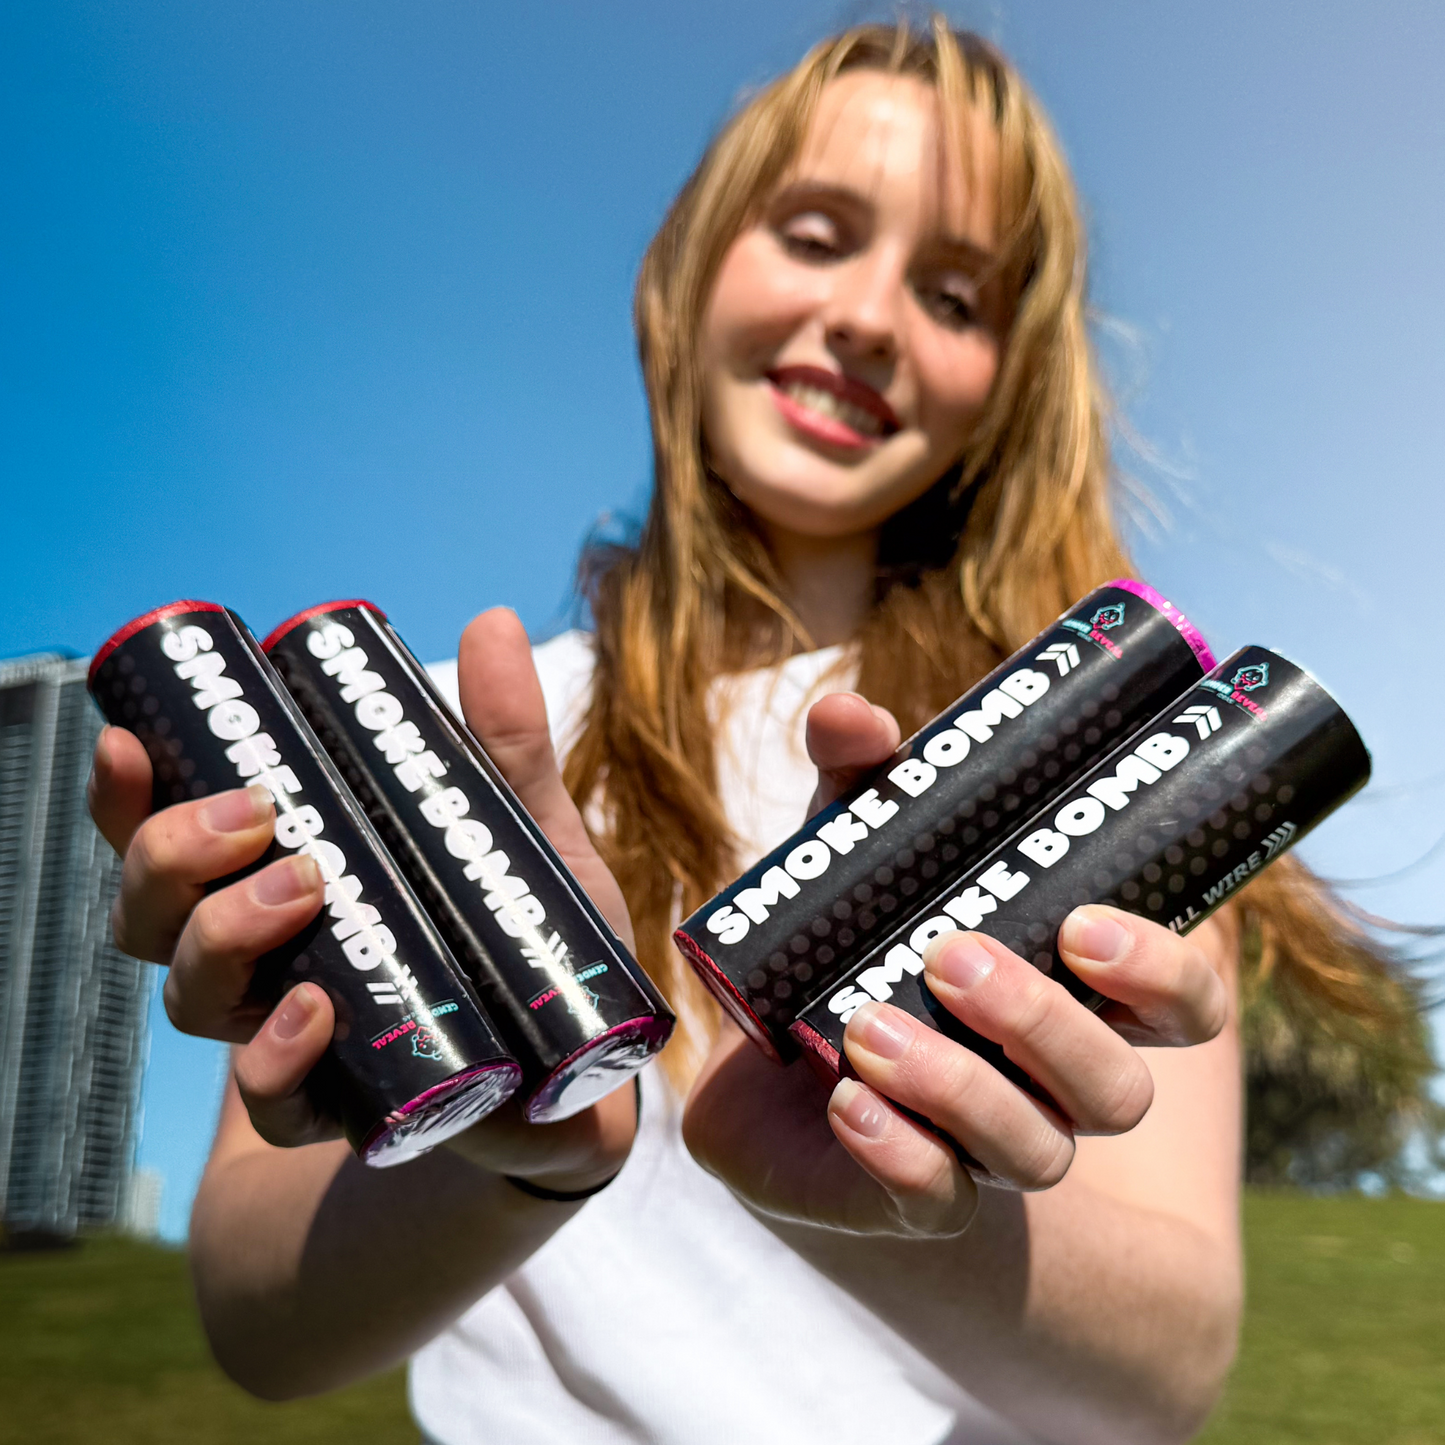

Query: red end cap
[261,599,386,653]
[789,1019,842,1087]
[88,600,225,690]
[672,928,783,1064]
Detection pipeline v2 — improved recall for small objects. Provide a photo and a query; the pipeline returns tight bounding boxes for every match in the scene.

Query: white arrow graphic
[1261,821,1297,859]
[1038,641,1081,676]
[1174,703,1222,740]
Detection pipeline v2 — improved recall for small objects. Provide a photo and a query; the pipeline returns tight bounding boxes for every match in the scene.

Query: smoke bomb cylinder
[88,601,522,1165]
[674,579,1214,1061]
[791,646,1371,1092]
[263,601,674,1123]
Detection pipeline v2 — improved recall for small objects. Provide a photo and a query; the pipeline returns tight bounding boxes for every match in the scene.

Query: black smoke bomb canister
[263,600,674,1123]
[88,601,522,1165]
[674,579,1215,1061]
[790,646,1371,1095]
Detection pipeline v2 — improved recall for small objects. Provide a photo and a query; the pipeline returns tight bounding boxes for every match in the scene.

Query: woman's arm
[190,1073,634,1399]
[90,609,637,1399]
[771,935,1241,1445]
[684,694,1242,1445]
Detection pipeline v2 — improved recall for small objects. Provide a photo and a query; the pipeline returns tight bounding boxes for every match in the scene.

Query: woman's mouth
[766,366,900,450]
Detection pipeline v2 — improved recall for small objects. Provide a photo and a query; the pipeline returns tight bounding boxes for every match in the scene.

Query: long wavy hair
[563,17,1423,1097]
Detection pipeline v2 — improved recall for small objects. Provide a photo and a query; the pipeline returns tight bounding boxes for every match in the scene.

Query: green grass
[0,1234,415,1444]
[1199,1192,1445,1445]
[3,1191,1442,1442]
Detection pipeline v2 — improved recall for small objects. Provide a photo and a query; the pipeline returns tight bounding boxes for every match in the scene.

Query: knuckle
[128,812,187,887]
[897,1034,981,1110]
[1017,1126,1074,1190]
[185,892,254,970]
[161,971,195,1035]
[1002,972,1064,1054]
[885,1147,973,1236]
[1090,1059,1154,1133]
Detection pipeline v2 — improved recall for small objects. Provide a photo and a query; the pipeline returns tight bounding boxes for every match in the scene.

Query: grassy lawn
[0,1234,415,1444]
[2,1190,1442,1442]
[1199,1192,1445,1445]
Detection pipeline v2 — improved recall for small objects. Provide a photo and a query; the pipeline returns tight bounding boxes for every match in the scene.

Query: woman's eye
[777,211,841,259]
[918,278,981,328]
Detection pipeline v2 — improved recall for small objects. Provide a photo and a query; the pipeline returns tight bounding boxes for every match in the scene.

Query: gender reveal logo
[411,1028,442,1061]
[1062,600,1125,659]
[1200,659,1271,721]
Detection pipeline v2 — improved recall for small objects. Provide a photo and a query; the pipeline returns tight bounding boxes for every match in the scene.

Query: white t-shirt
[413,633,1035,1445]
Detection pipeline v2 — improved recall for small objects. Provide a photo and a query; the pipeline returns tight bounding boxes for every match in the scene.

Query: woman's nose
[822,250,903,365]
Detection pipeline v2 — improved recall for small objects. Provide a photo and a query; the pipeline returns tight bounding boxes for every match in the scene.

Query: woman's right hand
[87,606,638,1193]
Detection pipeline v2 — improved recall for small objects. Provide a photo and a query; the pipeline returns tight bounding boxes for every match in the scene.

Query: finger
[826,1075,979,1235]
[923,931,1155,1137]
[233,985,343,1148]
[805,693,901,811]
[164,855,325,1040]
[1057,906,1229,1047]
[88,726,155,857]
[458,609,579,836]
[115,784,279,963]
[457,608,632,945]
[843,1000,1078,1189]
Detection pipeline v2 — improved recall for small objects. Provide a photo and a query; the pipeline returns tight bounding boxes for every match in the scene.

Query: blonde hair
[563,18,1415,1092]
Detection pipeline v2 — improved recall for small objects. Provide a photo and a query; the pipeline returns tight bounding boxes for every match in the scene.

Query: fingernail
[1060,908,1130,965]
[830,1078,892,1139]
[925,933,996,990]
[253,854,321,906]
[847,1001,913,1061]
[202,783,273,834]
[272,984,321,1041]
[95,726,116,772]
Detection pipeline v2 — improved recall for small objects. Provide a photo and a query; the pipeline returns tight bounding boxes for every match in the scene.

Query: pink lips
[767,364,900,451]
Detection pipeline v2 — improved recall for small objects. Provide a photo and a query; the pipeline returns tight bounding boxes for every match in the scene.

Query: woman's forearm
[771,1178,1240,1445]
[189,1095,582,1399]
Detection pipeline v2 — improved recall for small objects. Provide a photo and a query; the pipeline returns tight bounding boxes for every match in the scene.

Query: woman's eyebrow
[768,178,873,215]
[929,235,997,272]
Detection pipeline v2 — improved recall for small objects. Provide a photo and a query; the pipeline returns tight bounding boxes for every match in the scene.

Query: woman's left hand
[682,691,1231,1239]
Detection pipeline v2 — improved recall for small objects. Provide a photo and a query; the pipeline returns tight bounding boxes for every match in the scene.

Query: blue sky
[4,2,1442,1239]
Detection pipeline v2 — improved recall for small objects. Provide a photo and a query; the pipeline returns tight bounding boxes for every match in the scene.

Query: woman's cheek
[911,326,1000,447]
[706,233,828,363]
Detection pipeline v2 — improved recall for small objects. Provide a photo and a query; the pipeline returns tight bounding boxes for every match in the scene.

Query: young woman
[87,20,1399,1445]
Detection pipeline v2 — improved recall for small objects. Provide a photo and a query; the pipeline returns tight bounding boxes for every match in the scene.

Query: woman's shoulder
[424,629,595,753]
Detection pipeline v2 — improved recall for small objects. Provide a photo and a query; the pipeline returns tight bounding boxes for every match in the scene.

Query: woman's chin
[725,477,926,542]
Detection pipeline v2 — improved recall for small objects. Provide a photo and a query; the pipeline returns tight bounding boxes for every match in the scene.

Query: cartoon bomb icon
[411,1028,443,1062]
[1232,662,1270,693]
[1091,602,1126,631]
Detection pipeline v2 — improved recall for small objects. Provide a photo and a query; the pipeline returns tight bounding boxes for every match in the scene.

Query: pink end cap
[1106,578,1215,672]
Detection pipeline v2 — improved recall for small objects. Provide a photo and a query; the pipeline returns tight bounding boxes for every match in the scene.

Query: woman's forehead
[789,70,998,244]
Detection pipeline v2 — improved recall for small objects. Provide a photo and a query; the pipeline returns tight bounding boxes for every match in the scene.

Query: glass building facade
[0,653,151,1242]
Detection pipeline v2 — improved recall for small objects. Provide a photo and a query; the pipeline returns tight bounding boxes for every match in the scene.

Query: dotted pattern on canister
[744,683,1129,1035]
[1014,742,1292,976]
[97,649,217,806]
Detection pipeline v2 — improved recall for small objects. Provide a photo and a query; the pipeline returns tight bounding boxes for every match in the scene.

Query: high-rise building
[0,652,152,1243]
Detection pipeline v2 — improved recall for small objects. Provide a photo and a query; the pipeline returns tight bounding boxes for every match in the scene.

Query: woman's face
[701,71,1004,542]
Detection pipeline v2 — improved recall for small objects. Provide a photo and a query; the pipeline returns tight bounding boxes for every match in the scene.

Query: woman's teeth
[780,381,886,438]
